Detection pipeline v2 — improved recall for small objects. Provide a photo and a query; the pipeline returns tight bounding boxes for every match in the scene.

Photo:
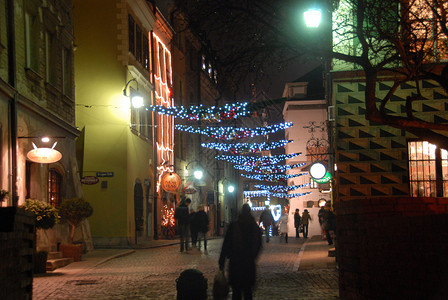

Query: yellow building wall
[74,0,154,246]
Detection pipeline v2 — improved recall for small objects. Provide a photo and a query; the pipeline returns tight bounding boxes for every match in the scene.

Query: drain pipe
[6,0,18,207]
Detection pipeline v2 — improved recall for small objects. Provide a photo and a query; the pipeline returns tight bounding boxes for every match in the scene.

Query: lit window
[408,141,448,197]
[48,169,62,207]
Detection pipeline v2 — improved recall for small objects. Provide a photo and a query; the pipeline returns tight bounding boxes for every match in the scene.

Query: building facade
[74,0,157,246]
[0,0,83,251]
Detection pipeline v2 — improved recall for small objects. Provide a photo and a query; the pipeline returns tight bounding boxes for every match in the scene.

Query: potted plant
[59,198,93,261]
[21,199,60,273]
[0,189,9,203]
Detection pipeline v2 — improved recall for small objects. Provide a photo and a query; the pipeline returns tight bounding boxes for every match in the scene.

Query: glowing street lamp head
[227,185,235,193]
[310,162,327,179]
[304,8,322,28]
[131,95,144,108]
[194,170,203,180]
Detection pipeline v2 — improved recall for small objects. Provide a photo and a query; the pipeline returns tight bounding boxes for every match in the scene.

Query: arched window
[48,169,62,207]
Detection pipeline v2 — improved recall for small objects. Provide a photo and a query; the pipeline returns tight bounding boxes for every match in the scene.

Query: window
[48,169,62,207]
[25,11,40,72]
[135,25,142,63]
[45,30,58,86]
[408,141,448,197]
[62,46,73,97]
[309,178,318,189]
[128,14,135,55]
[142,35,149,70]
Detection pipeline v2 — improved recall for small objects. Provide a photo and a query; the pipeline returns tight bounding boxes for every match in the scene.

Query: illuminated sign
[26,142,62,164]
[312,171,332,183]
[161,172,181,193]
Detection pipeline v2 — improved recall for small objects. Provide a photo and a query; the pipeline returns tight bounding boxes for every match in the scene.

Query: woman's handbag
[213,270,229,299]
[299,224,304,233]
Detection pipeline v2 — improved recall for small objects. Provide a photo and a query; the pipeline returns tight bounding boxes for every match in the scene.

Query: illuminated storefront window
[48,169,62,207]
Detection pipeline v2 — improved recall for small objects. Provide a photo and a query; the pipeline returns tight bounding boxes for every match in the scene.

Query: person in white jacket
[279,208,289,243]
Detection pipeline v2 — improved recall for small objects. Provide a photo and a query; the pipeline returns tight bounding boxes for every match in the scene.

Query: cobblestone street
[33,237,339,299]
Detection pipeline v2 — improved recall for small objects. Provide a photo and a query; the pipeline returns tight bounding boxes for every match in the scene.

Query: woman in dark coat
[219,204,262,300]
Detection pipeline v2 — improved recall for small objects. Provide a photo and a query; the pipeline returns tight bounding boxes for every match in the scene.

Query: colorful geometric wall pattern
[334,79,448,199]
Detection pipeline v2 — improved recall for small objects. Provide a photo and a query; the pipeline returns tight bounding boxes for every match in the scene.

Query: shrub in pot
[21,199,60,273]
[59,198,93,261]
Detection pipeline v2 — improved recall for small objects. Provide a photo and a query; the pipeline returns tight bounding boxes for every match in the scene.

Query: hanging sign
[81,176,100,185]
[312,171,332,183]
[161,172,182,193]
[26,142,62,164]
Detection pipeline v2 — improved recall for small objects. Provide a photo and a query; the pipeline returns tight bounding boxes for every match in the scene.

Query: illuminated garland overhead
[271,191,313,198]
[254,183,310,192]
[215,153,300,165]
[149,102,250,122]
[243,190,312,199]
[234,162,306,174]
[240,172,307,182]
[175,122,293,140]
[201,140,292,154]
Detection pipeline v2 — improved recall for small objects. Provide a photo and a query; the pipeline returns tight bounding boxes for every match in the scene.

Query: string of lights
[254,183,310,192]
[243,190,312,199]
[201,140,292,154]
[233,162,306,173]
[270,191,313,198]
[148,102,250,122]
[240,172,307,182]
[215,152,300,165]
[174,122,293,140]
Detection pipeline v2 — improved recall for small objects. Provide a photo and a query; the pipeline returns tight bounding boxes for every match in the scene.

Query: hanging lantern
[26,142,62,164]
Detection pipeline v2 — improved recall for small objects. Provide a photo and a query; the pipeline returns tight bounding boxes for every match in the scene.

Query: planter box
[60,243,82,262]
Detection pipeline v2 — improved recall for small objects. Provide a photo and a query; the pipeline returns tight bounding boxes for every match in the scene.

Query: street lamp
[123,78,144,108]
[304,8,322,28]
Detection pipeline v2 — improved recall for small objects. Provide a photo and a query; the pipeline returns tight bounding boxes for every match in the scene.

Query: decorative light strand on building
[240,172,307,182]
[270,191,313,198]
[175,122,293,140]
[234,162,306,174]
[201,140,292,154]
[148,102,250,122]
[215,153,300,165]
[243,190,312,199]
[254,183,310,192]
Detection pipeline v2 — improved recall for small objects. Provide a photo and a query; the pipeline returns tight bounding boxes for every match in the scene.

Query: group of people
[293,208,312,239]
[176,201,336,300]
[174,198,210,252]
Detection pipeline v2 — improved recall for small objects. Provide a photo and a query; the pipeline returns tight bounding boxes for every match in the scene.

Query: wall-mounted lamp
[18,136,65,163]
[304,8,322,28]
[123,78,144,108]
[186,160,204,180]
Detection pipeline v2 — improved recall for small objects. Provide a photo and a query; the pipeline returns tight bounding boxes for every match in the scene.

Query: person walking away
[189,209,198,248]
[279,208,289,243]
[219,204,262,300]
[196,205,209,250]
[318,206,326,238]
[175,198,191,252]
[294,209,301,238]
[301,209,312,238]
[259,205,274,243]
[322,202,336,245]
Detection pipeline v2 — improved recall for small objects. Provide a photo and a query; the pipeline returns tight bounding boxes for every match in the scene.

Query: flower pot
[33,251,48,274]
[60,243,83,262]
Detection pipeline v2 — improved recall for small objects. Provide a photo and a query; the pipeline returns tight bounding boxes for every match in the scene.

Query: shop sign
[27,148,62,163]
[312,171,332,183]
[96,172,114,177]
[161,172,182,193]
[81,176,99,185]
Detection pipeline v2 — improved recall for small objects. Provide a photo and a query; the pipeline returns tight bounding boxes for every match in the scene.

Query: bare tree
[172,0,448,147]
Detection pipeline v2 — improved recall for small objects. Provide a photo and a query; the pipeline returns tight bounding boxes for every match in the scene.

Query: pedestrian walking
[195,205,209,250]
[322,202,336,245]
[174,198,191,252]
[259,205,274,243]
[318,206,326,238]
[189,209,198,248]
[294,209,301,238]
[279,208,289,243]
[219,203,262,300]
[301,209,312,238]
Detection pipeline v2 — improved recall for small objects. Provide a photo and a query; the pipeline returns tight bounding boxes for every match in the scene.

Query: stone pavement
[33,235,338,299]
